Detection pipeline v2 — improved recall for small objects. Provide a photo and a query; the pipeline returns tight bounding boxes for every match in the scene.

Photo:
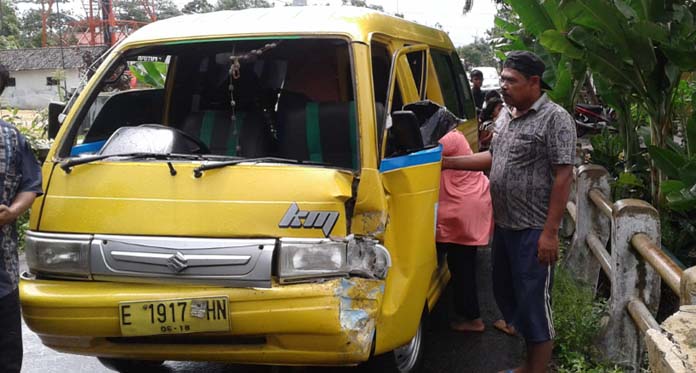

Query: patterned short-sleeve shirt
[489,94,576,230]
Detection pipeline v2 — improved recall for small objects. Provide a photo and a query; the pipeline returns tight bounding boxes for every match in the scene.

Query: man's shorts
[492,226,555,343]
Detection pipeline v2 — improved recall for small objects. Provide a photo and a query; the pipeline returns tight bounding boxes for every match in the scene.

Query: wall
[0,68,82,110]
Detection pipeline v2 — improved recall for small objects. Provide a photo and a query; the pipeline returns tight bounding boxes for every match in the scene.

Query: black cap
[503,51,552,90]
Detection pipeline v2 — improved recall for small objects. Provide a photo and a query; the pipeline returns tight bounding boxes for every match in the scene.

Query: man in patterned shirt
[0,64,43,373]
[443,51,575,373]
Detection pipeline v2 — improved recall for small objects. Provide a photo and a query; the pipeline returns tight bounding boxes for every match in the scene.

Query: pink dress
[436,130,493,245]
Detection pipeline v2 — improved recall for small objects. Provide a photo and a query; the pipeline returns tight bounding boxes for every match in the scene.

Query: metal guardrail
[564,164,693,371]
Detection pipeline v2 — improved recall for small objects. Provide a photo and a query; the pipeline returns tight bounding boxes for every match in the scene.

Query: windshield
[57,37,359,170]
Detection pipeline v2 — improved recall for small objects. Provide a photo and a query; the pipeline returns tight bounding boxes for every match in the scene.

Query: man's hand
[537,228,559,265]
[0,204,18,226]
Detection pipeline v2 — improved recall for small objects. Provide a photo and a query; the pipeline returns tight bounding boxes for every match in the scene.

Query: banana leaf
[648,145,687,179]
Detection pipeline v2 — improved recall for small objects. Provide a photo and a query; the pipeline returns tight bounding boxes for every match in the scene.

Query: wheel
[97,357,165,372]
[365,309,426,373]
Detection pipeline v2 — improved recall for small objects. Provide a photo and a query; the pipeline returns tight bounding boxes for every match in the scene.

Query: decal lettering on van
[278,203,339,237]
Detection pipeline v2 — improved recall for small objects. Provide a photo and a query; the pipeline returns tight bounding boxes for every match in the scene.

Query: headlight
[25,231,92,279]
[278,237,391,283]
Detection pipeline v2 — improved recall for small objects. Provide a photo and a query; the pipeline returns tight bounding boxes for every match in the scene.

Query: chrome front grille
[90,235,275,287]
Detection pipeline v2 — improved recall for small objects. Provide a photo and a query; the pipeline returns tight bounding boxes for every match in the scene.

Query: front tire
[366,309,426,373]
[97,357,165,372]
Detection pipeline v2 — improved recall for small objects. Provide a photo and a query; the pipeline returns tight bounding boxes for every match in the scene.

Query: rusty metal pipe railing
[587,232,612,276]
[589,188,613,218]
[566,201,577,223]
[627,297,660,333]
[631,233,683,295]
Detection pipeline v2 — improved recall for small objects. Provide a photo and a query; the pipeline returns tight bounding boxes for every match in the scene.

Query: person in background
[483,89,501,106]
[436,128,493,333]
[0,64,43,373]
[470,69,485,112]
[443,51,575,373]
[478,97,503,152]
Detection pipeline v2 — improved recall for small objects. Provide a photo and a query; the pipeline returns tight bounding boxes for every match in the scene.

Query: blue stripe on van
[70,140,107,156]
[379,145,442,173]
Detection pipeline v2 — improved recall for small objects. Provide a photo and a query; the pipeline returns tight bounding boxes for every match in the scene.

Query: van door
[374,44,447,354]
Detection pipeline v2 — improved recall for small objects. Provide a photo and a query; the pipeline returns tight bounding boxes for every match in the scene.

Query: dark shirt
[472,87,484,111]
[0,120,43,297]
[489,94,576,230]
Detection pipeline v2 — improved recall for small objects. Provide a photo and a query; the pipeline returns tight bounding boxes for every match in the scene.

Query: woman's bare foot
[450,318,485,332]
[493,319,517,336]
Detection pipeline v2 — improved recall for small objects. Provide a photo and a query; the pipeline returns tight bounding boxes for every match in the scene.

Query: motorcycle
[574,103,616,137]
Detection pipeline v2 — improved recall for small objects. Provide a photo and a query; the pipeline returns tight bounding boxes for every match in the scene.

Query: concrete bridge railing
[562,164,696,372]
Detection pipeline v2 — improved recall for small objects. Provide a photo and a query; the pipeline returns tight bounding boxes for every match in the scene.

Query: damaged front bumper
[20,275,384,365]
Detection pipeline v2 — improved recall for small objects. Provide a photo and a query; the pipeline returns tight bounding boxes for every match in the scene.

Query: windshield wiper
[193,157,330,178]
[60,152,203,173]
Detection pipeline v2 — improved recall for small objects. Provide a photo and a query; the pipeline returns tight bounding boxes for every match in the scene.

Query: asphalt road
[20,247,524,373]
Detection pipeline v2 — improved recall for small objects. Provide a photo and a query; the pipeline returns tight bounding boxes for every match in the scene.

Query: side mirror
[388,110,424,156]
[48,101,66,140]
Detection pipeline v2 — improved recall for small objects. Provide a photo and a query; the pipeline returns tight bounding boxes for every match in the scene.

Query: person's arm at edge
[537,164,574,265]
[441,150,492,171]
[0,191,38,226]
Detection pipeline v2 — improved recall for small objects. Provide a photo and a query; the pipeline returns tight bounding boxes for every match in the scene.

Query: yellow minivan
[21,7,478,372]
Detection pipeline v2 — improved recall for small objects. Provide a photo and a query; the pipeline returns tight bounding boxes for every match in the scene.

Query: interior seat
[182,110,270,157]
[276,92,358,169]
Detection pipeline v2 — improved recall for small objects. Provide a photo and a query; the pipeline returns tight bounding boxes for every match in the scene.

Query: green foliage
[215,0,271,11]
[342,0,384,11]
[1,108,52,161]
[494,0,588,112]
[553,268,622,372]
[456,37,497,69]
[129,61,168,88]
[0,1,21,40]
[17,211,30,252]
[182,0,214,14]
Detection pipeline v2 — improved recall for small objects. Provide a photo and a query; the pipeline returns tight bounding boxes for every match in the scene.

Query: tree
[113,0,181,23]
[457,37,497,69]
[0,0,22,49]
[342,0,384,12]
[525,0,696,204]
[215,0,271,11]
[182,0,214,14]
[19,8,76,47]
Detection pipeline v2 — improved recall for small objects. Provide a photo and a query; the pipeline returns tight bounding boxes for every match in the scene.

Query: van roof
[120,6,454,50]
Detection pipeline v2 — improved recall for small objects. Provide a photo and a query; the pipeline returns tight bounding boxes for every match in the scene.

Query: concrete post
[600,199,661,370]
[679,267,696,306]
[645,305,696,373]
[563,165,610,289]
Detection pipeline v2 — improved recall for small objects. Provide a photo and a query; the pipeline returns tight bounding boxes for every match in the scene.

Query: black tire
[97,357,165,372]
[576,124,588,138]
[364,309,427,373]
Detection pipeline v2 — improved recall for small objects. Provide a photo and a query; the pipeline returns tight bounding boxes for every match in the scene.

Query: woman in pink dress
[437,129,493,332]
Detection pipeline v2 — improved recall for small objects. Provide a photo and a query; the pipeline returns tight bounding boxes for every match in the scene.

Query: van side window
[371,42,398,156]
[406,51,425,98]
[431,51,475,120]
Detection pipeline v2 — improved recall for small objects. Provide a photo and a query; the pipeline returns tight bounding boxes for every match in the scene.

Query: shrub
[552,268,623,372]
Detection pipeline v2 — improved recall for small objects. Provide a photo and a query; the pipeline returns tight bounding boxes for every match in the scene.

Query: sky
[170,0,499,47]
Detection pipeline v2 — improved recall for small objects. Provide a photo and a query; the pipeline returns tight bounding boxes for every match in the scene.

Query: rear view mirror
[388,110,424,156]
[48,101,66,140]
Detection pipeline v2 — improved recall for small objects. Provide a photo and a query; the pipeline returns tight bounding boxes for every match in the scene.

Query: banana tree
[535,0,696,204]
[493,0,588,112]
